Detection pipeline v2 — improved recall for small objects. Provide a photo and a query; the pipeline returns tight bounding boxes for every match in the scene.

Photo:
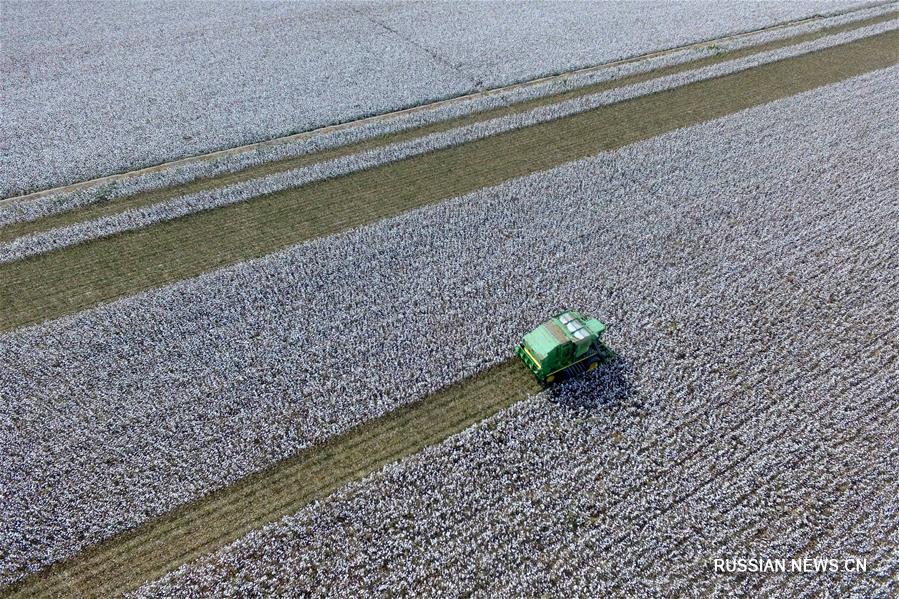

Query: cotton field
[0,0,867,198]
[3,16,896,264]
[2,2,896,597]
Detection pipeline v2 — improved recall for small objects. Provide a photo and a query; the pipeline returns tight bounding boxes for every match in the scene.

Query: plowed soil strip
[1,9,894,243]
[1,31,896,333]
[2,361,539,598]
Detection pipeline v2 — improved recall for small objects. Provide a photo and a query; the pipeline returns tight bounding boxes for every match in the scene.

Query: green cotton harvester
[517,310,612,384]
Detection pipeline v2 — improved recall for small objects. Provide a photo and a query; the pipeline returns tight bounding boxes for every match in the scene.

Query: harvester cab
[517,310,611,385]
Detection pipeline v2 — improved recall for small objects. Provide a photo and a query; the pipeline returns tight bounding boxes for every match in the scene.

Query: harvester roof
[522,310,605,361]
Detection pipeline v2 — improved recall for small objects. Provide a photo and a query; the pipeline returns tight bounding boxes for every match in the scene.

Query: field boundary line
[2,7,895,245]
[1,1,892,209]
[4,12,898,258]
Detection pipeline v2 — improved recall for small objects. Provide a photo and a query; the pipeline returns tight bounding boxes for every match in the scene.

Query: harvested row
[135,188,898,595]
[3,362,539,598]
[2,64,896,589]
[3,3,894,236]
[3,17,897,264]
[1,29,897,332]
[1,0,867,198]
[361,254,899,595]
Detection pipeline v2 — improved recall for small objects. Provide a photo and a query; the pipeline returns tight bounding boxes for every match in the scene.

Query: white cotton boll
[136,67,898,592]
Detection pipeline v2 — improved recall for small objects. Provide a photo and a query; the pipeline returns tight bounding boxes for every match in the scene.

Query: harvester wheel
[587,361,598,371]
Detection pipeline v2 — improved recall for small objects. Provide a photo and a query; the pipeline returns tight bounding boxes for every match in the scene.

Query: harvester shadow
[544,355,636,411]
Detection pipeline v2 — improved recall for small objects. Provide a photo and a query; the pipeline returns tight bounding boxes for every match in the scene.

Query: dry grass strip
[2,31,896,334]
